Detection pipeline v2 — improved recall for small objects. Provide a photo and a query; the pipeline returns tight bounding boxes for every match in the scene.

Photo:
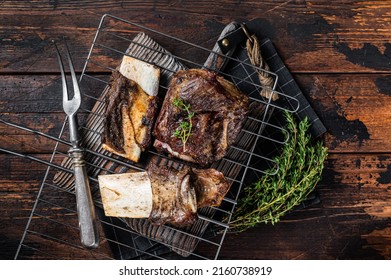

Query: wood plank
[1,153,390,259]
[0,153,112,259]
[218,153,391,259]
[0,75,105,113]
[295,74,391,153]
[0,1,391,73]
[0,153,49,260]
[1,0,391,261]
[0,113,69,154]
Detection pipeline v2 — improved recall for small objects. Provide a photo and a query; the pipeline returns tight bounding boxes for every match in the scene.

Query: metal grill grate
[2,14,299,260]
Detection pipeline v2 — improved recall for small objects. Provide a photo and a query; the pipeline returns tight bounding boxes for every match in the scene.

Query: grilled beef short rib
[147,162,198,226]
[191,168,230,209]
[102,71,159,162]
[146,160,230,226]
[153,69,249,167]
[101,68,241,226]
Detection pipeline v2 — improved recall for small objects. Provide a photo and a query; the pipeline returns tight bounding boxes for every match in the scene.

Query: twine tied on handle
[242,24,279,101]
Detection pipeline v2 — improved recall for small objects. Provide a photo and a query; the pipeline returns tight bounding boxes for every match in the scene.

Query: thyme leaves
[229,112,328,232]
[172,97,194,151]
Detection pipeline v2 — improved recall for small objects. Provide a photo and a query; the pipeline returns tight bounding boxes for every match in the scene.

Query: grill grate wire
[0,14,299,260]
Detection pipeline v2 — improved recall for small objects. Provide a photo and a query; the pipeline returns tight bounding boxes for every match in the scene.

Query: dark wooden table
[1,1,390,260]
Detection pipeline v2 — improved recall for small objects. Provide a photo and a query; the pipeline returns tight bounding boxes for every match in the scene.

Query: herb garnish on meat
[172,97,194,151]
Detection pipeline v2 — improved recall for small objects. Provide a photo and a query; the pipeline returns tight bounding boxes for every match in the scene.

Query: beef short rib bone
[153,68,249,167]
[101,56,160,162]
[99,171,153,218]
[98,164,197,227]
[98,163,229,227]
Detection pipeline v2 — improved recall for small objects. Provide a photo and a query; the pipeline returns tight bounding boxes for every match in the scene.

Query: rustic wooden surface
[1,0,391,260]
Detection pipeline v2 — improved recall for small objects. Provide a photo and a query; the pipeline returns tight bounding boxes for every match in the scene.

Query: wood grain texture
[1,0,391,73]
[1,153,390,259]
[296,74,391,152]
[218,153,391,259]
[1,0,391,260]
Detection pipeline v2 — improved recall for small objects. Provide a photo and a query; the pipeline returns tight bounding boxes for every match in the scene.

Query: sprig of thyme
[229,111,328,232]
[172,97,194,151]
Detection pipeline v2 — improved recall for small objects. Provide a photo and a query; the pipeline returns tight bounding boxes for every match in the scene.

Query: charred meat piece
[191,168,230,209]
[147,162,198,226]
[102,70,159,162]
[153,68,249,166]
[98,161,230,226]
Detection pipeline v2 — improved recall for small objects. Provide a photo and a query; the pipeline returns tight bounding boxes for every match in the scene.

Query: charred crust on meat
[146,162,198,227]
[101,70,159,161]
[153,68,249,167]
[145,160,230,226]
[141,116,150,126]
[102,71,127,153]
[190,168,230,209]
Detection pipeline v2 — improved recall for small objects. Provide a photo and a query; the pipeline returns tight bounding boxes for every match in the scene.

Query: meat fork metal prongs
[54,40,100,248]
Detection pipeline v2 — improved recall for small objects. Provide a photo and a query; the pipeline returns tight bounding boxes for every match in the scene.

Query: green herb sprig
[172,97,194,151]
[229,111,328,232]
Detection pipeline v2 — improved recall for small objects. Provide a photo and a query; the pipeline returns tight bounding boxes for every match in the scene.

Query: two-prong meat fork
[54,40,99,248]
